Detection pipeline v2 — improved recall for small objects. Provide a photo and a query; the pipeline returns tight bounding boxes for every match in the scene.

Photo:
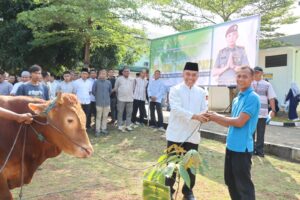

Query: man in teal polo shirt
[206,66,260,200]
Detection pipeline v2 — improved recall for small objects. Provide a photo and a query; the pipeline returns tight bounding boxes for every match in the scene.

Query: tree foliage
[17,0,147,68]
[147,0,298,39]
[0,0,147,73]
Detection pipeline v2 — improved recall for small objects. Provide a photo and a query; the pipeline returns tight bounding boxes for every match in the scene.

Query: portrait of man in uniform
[212,24,249,85]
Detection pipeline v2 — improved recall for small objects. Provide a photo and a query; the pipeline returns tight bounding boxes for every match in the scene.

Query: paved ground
[160,110,300,149]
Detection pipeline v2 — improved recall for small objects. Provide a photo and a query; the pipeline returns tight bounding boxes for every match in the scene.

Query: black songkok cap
[184,62,199,71]
[81,68,89,73]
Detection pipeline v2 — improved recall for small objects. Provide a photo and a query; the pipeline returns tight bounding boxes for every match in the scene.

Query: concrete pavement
[158,110,300,162]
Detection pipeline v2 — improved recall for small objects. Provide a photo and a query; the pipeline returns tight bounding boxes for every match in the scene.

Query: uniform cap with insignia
[184,62,198,71]
[225,24,238,37]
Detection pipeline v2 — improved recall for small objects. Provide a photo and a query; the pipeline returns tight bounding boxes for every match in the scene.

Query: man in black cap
[165,62,209,200]
[212,24,249,85]
[252,66,276,157]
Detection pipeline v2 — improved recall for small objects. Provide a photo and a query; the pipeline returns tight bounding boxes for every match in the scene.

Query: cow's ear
[57,92,64,104]
[28,103,47,115]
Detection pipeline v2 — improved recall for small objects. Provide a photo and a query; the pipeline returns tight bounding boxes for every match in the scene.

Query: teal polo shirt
[226,87,260,152]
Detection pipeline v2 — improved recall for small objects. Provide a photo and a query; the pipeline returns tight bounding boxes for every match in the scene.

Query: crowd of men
[3,62,299,200]
[0,65,168,136]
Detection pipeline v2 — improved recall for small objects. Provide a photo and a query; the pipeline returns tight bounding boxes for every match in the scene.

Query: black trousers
[110,97,117,122]
[225,149,255,200]
[165,141,198,196]
[149,102,163,127]
[81,104,91,129]
[132,99,146,124]
[253,118,266,155]
[87,101,96,128]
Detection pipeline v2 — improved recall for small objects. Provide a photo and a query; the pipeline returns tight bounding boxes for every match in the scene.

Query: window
[265,54,287,68]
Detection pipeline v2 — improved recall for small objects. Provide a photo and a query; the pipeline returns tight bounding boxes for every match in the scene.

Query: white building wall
[208,87,230,111]
[259,47,294,106]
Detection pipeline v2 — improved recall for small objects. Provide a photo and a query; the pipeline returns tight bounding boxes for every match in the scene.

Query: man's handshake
[192,111,224,123]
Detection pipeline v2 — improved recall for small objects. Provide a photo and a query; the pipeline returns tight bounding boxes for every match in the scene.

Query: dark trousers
[110,97,117,122]
[132,99,146,124]
[225,149,255,200]
[81,104,91,129]
[149,101,163,127]
[165,141,198,196]
[87,101,96,128]
[253,118,266,155]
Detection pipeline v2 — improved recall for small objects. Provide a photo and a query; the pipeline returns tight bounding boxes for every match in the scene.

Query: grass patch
[272,116,300,123]
[12,126,300,200]
[270,111,300,123]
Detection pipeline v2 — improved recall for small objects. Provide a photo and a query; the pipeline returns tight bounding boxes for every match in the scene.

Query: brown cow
[0,93,94,200]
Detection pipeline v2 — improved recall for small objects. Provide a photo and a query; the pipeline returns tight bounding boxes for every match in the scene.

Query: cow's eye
[67,119,74,123]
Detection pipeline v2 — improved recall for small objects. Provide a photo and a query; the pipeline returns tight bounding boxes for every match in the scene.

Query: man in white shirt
[147,70,166,131]
[165,62,208,200]
[132,70,148,125]
[114,67,134,132]
[0,70,13,95]
[72,68,93,129]
[49,74,59,100]
[252,66,277,157]
[10,71,30,95]
[56,71,74,93]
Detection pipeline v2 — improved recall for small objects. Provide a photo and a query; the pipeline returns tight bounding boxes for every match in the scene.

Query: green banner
[150,15,260,87]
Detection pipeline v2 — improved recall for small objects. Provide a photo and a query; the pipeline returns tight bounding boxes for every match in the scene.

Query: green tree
[147,0,298,42]
[0,0,83,73]
[17,0,147,67]
[0,0,36,73]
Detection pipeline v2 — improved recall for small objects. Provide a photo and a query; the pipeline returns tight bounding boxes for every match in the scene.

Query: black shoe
[182,193,196,200]
[254,152,265,157]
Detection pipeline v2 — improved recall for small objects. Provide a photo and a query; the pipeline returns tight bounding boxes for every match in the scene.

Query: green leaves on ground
[143,145,207,199]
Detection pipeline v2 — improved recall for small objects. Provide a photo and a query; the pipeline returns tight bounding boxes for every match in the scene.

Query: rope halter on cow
[28,97,58,142]
[42,96,57,115]
[31,94,92,154]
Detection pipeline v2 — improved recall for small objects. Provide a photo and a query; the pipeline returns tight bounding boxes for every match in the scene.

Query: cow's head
[28,93,93,158]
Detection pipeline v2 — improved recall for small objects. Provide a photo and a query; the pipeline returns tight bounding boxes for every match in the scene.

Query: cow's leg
[0,174,13,200]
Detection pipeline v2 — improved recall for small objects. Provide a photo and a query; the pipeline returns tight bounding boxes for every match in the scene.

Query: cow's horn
[57,92,64,104]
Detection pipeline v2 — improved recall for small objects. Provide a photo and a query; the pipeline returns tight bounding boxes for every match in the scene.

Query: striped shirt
[252,80,276,118]
[133,78,148,101]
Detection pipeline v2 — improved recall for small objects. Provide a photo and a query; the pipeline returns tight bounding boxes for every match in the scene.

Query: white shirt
[72,78,93,104]
[252,79,276,118]
[56,81,74,93]
[10,82,24,95]
[133,77,148,101]
[114,76,134,102]
[166,83,208,144]
[49,80,59,100]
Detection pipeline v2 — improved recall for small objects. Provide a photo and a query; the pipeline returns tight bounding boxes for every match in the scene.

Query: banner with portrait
[150,15,260,87]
